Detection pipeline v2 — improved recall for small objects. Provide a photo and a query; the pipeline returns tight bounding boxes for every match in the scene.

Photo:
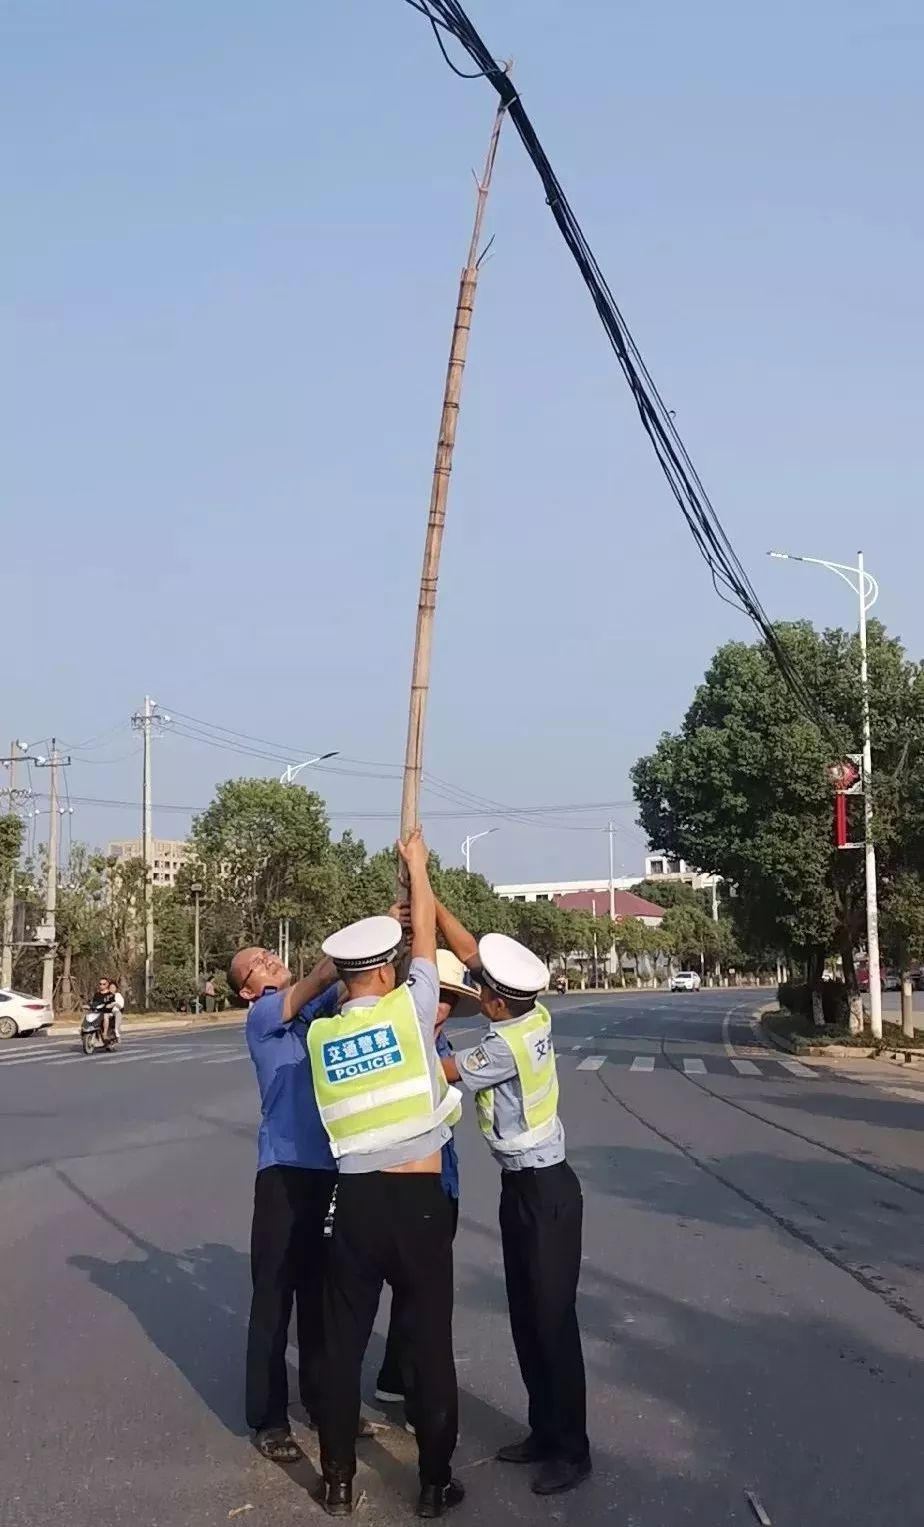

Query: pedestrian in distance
[308,830,463,1520]
[374,947,481,1427]
[436,901,591,1497]
[229,944,375,1464]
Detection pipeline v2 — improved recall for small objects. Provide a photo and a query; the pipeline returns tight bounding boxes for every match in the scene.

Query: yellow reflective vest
[474,1003,560,1155]
[307,983,462,1160]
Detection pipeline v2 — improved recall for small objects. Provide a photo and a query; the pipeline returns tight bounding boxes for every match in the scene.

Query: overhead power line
[400,1,840,747]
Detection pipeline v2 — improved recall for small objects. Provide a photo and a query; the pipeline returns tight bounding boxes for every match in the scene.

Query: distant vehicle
[0,989,55,1040]
[882,970,902,992]
[671,971,702,993]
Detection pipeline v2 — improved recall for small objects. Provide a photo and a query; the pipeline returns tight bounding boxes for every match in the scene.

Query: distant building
[495,854,719,914]
[107,838,189,888]
[553,888,667,928]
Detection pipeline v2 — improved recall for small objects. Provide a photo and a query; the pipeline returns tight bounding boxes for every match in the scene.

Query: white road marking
[630,1056,656,1073]
[683,1058,707,1075]
[94,1051,162,1066]
[46,1056,86,1067]
[577,1055,606,1071]
[779,1059,816,1079]
[202,1053,248,1065]
[731,1058,761,1076]
[571,1044,583,1052]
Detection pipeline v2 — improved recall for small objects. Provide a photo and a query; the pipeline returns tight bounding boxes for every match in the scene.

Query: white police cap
[478,933,549,1002]
[323,915,402,974]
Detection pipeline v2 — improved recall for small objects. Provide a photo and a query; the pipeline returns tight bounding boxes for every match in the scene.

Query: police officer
[375,949,479,1423]
[436,902,591,1497]
[308,831,463,1520]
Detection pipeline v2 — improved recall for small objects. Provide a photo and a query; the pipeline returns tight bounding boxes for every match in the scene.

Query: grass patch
[764,1008,924,1052]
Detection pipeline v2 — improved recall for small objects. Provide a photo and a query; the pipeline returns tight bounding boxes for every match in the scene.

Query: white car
[0,989,55,1039]
[670,971,702,993]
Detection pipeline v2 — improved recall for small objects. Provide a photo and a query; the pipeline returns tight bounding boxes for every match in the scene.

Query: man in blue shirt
[230,943,344,1462]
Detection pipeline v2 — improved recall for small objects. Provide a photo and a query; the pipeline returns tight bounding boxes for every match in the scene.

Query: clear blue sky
[4,0,922,884]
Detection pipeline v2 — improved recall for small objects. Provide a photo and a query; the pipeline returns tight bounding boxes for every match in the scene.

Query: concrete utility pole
[399,95,509,860]
[1,741,20,989]
[35,742,70,1008]
[769,549,883,1038]
[191,881,202,1015]
[132,698,170,1009]
[142,697,154,1007]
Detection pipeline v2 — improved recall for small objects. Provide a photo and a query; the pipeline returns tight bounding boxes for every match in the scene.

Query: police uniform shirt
[335,956,451,1175]
[454,1014,566,1172]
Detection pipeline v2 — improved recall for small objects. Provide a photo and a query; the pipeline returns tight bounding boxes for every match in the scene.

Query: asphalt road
[3,991,924,1527]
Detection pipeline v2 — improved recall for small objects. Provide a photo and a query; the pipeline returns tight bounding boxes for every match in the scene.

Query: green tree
[632,620,924,1029]
[190,778,335,954]
[881,872,924,1038]
[0,815,22,888]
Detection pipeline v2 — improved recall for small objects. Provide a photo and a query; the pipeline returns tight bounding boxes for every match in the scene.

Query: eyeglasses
[238,949,274,992]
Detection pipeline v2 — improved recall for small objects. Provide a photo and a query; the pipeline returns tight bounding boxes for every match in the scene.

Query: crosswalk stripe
[201,1053,247,1065]
[0,1051,78,1067]
[780,1059,816,1078]
[731,1058,761,1076]
[630,1056,656,1073]
[683,1058,707,1075]
[576,1055,606,1072]
[46,1057,85,1066]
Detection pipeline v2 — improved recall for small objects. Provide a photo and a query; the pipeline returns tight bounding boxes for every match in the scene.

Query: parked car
[882,970,902,992]
[670,971,702,993]
[0,989,55,1039]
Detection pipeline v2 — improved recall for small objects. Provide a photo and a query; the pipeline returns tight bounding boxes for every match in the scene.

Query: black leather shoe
[531,1456,592,1495]
[496,1433,550,1464]
[416,1478,465,1518]
[314,1477,353,1517]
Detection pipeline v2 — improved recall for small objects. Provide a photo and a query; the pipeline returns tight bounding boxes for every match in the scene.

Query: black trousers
[499,1160,589,1463]
[318,1173,457,1486]
[245,1164,337,1433]
[377,1196,459,1413]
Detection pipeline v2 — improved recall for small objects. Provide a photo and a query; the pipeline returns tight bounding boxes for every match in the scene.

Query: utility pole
[399,94,509,863]
[34,742,70,1008]
[132,698,169,1009]
[142,696,154,1008]
[1,742,20,988]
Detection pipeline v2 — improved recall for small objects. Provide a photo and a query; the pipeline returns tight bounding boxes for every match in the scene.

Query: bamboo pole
[398,94,508,871]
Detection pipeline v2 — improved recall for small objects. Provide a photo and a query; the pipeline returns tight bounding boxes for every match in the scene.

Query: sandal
[256,1427,302,1463]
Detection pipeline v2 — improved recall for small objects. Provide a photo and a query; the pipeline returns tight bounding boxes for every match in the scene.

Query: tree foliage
[632,620,924,990]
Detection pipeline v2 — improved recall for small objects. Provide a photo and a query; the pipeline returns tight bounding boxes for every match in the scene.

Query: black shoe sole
[531,1461,593,1496]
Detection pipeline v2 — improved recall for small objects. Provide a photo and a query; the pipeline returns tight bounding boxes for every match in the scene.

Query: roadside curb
[756,1006,878,1061]
[50,1015,245,1038]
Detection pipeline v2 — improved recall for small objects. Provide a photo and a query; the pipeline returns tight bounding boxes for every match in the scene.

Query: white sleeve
[113,993,125,1010]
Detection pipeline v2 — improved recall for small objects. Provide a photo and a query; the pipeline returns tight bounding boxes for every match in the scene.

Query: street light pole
[278,752,337,965]
[461,828,497,874]
[279,751,339,785]
[768,549,883,1038]
[191,881,202,1014]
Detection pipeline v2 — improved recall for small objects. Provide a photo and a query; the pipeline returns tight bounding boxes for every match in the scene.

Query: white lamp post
[461,828,497,874]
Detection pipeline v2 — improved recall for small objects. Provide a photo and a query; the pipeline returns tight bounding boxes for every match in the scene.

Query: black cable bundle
[404,0,836,739]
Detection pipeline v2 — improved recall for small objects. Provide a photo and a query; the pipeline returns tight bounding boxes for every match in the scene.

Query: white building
[495,854,719,909]
[107,838,189,887]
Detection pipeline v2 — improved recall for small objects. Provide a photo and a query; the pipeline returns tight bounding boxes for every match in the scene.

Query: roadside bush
[778,980,850,1026]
